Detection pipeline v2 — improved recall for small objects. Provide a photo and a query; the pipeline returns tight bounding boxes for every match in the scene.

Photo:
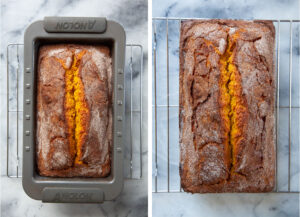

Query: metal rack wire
[152,17,300,193]
[6,43,144,180]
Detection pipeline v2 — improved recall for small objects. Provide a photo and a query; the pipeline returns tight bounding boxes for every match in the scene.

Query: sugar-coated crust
[179,20,275,193]
[36,44,112,177]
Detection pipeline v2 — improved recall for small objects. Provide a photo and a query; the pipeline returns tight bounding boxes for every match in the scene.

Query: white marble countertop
[152,0,300,217]
[0,0,148,216]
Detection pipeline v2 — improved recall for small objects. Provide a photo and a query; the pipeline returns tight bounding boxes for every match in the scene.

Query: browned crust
[36,44,112,178]
[179,20,276,193]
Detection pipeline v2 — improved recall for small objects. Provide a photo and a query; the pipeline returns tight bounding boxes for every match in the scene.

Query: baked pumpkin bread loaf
[179,20,275,193]
[36,44,112,177]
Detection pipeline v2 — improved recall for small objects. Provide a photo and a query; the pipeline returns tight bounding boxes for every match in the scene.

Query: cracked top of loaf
[179,20,276,193]
[36,44,112,177]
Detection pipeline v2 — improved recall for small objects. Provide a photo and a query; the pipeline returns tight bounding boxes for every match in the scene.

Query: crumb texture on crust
[36,44,112,177]
[179,20,275,193]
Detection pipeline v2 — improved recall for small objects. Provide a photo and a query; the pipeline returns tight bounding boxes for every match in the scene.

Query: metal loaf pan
[22,17,126,203]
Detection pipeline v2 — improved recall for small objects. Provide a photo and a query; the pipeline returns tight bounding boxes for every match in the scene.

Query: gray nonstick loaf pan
[22,17,126,203]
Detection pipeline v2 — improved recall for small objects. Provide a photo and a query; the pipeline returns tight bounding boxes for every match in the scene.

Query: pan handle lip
[43,16,107,34]
[41,187,104,203]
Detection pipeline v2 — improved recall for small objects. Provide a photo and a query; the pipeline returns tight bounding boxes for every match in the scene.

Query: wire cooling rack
[6,43,143,180]
[152,17,300,193]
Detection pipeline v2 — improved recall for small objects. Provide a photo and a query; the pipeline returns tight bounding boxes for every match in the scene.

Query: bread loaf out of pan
[36,44,112,177]
[179,20,276,193]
